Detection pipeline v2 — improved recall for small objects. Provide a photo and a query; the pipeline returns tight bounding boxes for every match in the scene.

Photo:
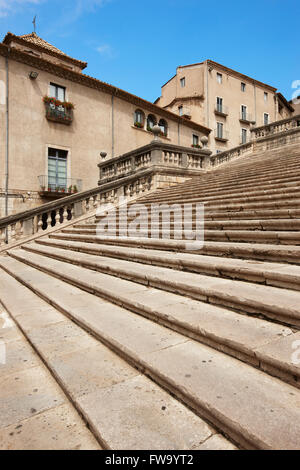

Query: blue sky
[0,0,299,103]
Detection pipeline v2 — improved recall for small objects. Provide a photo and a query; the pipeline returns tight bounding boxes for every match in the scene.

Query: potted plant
[48,187,52,192]
[68,185,73,193]
[73,185,78,193]
[134,122,143,129]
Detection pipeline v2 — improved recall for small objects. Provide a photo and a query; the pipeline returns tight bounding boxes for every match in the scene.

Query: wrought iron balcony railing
[214,104,229,116]
[38,176,82,197]
[44,102,73,125]
[240,112,254,123]
[214,129,229,141]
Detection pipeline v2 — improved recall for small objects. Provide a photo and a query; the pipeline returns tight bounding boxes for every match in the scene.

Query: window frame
[263,113,269,126]
[49,83,66,102]
[180,77,186,88]
[241,82,246,92]
[216,73,223,84]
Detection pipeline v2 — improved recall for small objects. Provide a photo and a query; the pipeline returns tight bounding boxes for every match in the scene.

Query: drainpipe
[206,62,209,128]
[111,94,115,158]
[5,49,9,242]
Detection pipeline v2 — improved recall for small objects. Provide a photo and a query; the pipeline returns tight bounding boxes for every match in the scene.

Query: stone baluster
[10,223,16,242]
[0,228,6,246]
[63,206,69,223]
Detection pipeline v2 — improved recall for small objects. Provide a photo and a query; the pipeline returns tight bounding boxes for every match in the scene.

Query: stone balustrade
[0,170,158,248]
[251,114,300,140]
[98,141,212,184]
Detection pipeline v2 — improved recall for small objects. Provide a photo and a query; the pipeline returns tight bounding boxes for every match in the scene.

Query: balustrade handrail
[251,114,300,134]
[98,141,211,169]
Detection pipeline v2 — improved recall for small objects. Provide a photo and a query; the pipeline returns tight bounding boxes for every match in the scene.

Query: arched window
[147,114,157,132]
[158,119,168,137]
[134,109,145,128]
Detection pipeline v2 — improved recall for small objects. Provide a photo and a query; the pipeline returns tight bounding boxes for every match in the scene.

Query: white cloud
[96,44,113,57]
[66,0,109,23]
[0,0,43,18]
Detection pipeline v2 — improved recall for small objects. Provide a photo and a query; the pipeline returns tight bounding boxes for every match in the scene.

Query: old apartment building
[0,32,210,216]
[155,60,294,153]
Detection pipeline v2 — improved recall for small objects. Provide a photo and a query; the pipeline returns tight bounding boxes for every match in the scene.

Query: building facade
[0,32,210,216]
[155,60,294,154]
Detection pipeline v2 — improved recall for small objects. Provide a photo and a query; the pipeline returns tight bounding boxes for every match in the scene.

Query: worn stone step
[149,173,300,198]
[0,266,231,450]
[80,219,300,232]
[0,302,101,450]
[49,233,300,264]
[141,179,300,203]
[34,238,300,291]
[10,245,300,328]
[134,186,300,207]
[0,254,299,450]
[60,227,300,245]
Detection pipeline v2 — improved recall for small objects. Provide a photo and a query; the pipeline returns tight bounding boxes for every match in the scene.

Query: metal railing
[214,129,229,141]
[38,176,82,194]
[240,112,253,123]
[45,102,73,125]
[215,104,229,115]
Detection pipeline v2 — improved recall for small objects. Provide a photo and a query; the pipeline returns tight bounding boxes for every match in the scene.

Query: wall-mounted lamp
[100,152,107,160]
[29,71,39,80]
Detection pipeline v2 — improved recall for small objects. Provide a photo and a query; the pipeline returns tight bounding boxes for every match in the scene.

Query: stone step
[91,208,300,223]
[0,297,101,450]
[141,181,300,204]
[141,166,300,197]
[150,172,300,197]
[59,227,300,245]
[49,233,300,264]
[10,244,300,328]
[142,176,300,201]
[34,238,300,291]
[1,254,300,449]
[80,219,300,232]
[0,265,233,450]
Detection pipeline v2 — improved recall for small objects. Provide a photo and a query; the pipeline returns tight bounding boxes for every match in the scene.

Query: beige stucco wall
[156,61,293,154]
[0,54,208,216]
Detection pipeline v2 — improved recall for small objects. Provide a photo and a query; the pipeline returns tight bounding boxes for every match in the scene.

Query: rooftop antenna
[32,15,37,34]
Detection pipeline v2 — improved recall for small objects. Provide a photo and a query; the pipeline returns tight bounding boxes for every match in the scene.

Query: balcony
[240,112,255,124]
[179,107,191,119]
[214,104,229,117]
[38,176,82,199]
[214,129,229,142]
[44,97,74,125]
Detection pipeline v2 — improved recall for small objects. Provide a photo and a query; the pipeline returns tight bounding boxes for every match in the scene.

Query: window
[48,148,68,191]
[241,128,247,144]
[264,92,268,102]
[217,122,223,139]
[134,109,145,127]
[241,83,246,92]
[192,134,199,146]
[178,105,183,116]
[49,83,65,102]
[147,114,157,131]
[158,119,168,136]
[241,105,247,120]
[180,77,186,88]
[264,113,269,125]
[217,73,222,84]
[216,97,223,113]
[216,150,222,154]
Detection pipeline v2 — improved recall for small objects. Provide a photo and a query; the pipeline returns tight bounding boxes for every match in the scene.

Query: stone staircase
[1,144,300,450]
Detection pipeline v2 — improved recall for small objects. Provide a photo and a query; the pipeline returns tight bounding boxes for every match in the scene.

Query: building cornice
[3,32,87,70]
[162,95,204,109]
[205,60,277,92]
[0,43,210,135]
